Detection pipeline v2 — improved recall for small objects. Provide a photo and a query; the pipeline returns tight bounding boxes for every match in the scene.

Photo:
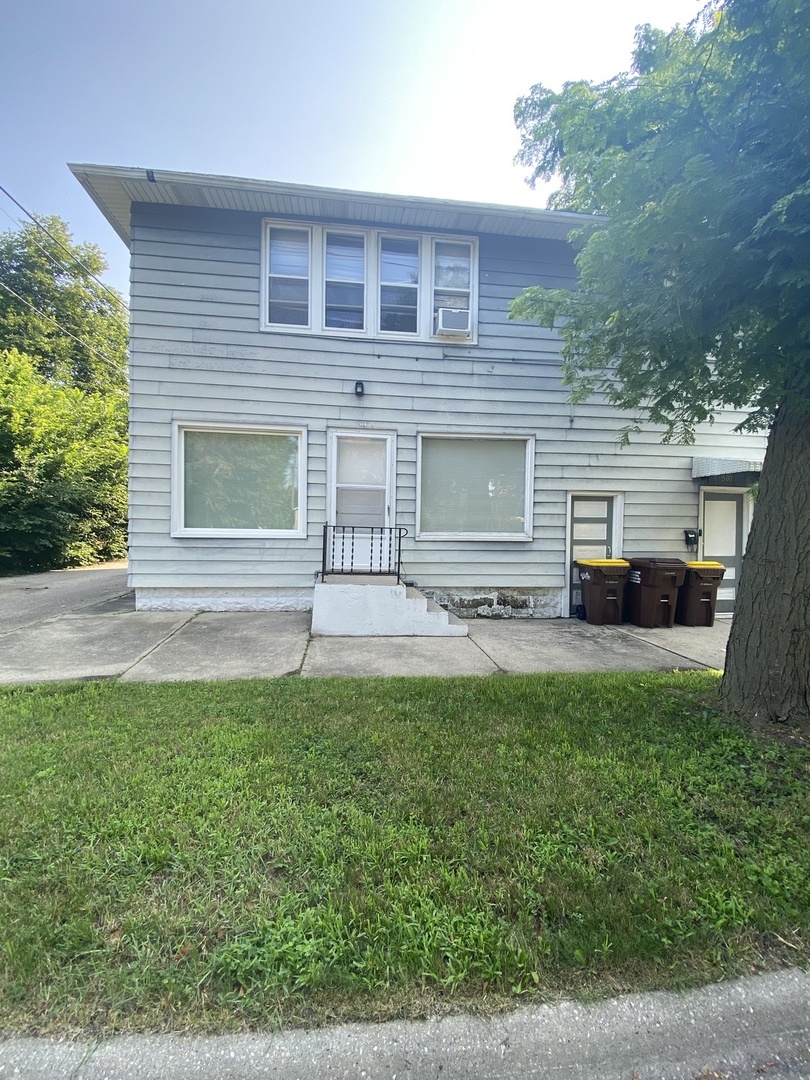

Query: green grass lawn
[0,671,808,1035]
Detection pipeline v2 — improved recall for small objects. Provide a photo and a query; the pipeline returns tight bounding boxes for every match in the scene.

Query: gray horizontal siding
[127,202,767,595]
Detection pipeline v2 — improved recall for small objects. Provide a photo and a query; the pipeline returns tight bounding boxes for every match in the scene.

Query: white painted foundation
[135,587,313,612]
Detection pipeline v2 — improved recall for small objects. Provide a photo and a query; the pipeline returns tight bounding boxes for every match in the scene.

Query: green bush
[0,349,127,573]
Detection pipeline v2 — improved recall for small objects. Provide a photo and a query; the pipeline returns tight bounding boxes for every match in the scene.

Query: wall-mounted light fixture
[684,528,700,552]
[354,381,365,397]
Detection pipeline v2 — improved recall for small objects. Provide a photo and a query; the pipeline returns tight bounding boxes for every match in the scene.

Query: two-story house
[71,164,765,628]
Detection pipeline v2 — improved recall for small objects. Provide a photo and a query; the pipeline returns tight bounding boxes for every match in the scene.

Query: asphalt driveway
[0,564,731,684]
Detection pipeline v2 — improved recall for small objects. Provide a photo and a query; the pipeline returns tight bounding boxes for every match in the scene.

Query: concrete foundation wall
[135,587,313,612]
[421,587,562,620]
[134,584,563,618]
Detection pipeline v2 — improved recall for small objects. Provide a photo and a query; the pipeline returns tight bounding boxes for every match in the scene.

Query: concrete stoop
[311,577,468,637]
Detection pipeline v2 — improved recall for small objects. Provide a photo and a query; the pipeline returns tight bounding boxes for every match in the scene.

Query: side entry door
[702,492,744,614]
[569,496,615,613]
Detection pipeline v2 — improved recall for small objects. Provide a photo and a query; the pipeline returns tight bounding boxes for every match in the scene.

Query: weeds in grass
[0,671,807,1033]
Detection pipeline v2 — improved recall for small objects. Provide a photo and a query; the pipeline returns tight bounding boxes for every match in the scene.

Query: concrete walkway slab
[0,612,189,684]
[0,566,732,683]
[618,619,730,670]
[303,635,498,677]
[467,618,726,673]
[120,612,311,682]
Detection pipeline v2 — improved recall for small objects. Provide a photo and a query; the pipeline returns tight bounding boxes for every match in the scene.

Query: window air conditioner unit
[435,307,471,336]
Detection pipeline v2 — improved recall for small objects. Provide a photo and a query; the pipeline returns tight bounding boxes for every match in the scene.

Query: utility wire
[0,201,121,317]
[0,202,25,229]
[0,279,127,380]
[0,183,129,313]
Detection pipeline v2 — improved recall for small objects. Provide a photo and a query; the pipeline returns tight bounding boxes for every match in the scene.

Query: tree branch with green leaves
[511,0,810,727]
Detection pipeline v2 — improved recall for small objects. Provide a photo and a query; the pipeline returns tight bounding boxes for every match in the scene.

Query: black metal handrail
[322,525,408,583]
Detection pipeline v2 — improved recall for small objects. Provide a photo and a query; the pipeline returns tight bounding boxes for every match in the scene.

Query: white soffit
[692,457,763,479]
[68,163,598,248]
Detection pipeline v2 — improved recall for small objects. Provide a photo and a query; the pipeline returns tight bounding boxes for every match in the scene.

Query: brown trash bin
[575,559,631,625]
[625,558,687,628]
[675,561,726,626]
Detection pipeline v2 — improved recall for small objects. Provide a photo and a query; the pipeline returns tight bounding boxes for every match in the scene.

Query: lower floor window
[418,436,533,539]
[173,424,306,537]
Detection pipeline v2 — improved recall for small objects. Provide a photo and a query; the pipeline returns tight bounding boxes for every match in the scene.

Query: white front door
[701,490,746,613]
[328,432,395,570]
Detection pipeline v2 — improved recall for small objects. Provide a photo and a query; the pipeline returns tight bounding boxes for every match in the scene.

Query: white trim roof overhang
[68,163,599,248]
[692,457,763,479]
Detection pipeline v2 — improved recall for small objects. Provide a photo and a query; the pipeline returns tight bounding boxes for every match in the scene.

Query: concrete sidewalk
[2,969,808,1079]
[0,565,730,684]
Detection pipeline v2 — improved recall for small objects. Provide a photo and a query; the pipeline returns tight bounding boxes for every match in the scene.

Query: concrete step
[322,573,399,585]
[312,581,468,637]
[424,598,465,628]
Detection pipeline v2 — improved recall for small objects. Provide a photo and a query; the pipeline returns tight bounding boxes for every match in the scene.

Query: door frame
[698,486,753,614]
[563,491,624,618]
[698,486,753,561]
[326,429,397,528]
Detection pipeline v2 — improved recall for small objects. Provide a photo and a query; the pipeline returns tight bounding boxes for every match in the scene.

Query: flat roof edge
[69,162,602,247]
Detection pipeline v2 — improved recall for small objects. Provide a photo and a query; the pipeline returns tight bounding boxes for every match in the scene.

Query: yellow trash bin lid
[686,561,725,568]
[575,559,630,567]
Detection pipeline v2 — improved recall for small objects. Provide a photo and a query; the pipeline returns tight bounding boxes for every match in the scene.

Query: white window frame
[261,220,478,343]
[430,237,473,336]
[171,420,308,539]
[416,433,535,541]
[264,224,313,331]
[322,228,368,335]
[377,232,422,338]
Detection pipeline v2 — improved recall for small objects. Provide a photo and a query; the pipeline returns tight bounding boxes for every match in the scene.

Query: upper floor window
[380,236,419,333]
[433,241,471,333]
[325,232,365,330]
[261,221,477,342]
[267,228,310,327]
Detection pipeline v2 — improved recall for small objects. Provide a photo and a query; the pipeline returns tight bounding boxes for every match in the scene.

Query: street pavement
[0,564,731,684]
[2,969,808,1079]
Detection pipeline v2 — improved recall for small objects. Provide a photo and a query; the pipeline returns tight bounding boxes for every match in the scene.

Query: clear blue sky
[2,0,701,297]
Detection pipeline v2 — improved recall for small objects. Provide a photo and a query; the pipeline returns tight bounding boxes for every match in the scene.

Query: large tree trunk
[721,388,810,727]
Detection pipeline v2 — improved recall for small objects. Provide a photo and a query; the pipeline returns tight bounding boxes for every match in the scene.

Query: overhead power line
[0,201,117,314]
[0,279,126,379]
[0,183,129,313]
